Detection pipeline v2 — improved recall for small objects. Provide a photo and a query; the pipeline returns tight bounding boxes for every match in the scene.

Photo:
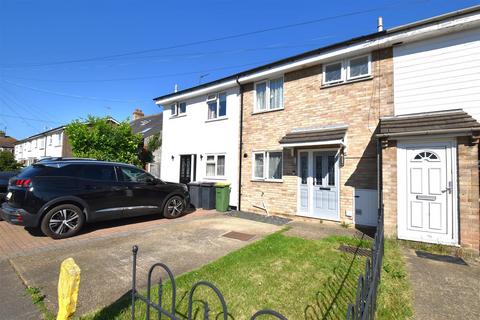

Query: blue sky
[1,0,478,139]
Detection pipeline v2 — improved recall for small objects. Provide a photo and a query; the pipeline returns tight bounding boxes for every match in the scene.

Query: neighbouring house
[155,87,241,208]
[130,108,163,177]
[154,6,480,252]
[14,126,72,165]
[14,117,119,166]
[380,23,480,251]
[0,130,16,153]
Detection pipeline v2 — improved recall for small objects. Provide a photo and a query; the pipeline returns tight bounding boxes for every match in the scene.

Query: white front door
[397,140,458,245]
[298,150,339,220]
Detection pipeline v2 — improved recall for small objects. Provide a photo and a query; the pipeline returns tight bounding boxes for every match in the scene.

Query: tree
[65,116,143,166]
[138,133,162,166]
[0,151,20,171]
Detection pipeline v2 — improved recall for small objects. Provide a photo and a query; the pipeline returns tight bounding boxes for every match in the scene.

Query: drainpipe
[235,76,243,211]
[376,137,383,222]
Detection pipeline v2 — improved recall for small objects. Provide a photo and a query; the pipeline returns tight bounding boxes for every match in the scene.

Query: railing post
[131,245,138,320]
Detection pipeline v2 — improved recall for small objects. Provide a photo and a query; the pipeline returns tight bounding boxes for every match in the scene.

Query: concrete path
[8,212,280,316]
[403,248,480,320]
[0,260,40,320]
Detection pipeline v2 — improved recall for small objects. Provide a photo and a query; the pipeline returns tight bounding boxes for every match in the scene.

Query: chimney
[133,108,144,120]
[0,130,5,138]
[377,16,383,32]
[174,84,179,93]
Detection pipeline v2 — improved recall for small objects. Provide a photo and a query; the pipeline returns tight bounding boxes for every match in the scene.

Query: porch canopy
[279,124,347,148]
[377,109,480,139]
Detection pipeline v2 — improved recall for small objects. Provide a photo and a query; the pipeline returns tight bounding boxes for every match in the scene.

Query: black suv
[0,159,190,239]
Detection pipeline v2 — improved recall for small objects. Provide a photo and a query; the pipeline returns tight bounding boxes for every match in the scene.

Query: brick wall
[240,48,394,221]
[457,137,480,251]
[381,140,397,236]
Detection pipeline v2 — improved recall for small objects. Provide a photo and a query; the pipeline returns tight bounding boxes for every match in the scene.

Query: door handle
[441,181,453,194]
[112,186,127,191]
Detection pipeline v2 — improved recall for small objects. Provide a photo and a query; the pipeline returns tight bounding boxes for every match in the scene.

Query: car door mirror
[146,177,157,185]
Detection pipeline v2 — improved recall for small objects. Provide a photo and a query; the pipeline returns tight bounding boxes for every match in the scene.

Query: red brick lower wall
[457,137,480,252]
[381,140,397,236]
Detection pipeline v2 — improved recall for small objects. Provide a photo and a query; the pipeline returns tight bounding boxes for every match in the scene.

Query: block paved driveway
[0,210,280,317]
[0,210,208,260]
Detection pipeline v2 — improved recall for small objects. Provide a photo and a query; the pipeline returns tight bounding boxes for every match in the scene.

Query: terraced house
[156,6,480,252]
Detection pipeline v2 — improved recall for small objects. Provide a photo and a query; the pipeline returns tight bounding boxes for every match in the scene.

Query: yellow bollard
[56,258,81,320]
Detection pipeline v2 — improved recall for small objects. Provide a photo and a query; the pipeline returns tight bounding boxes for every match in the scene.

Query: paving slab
[9,213,280,316]
[403,248,480,320]
[0,260,40,320]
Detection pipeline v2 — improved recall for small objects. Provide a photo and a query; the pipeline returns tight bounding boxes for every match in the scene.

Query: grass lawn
[82,231,411,320]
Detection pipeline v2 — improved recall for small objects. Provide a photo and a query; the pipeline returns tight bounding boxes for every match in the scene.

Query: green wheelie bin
[215,182,231,212]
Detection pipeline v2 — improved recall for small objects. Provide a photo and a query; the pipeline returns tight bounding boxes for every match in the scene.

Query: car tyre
[40,204,85,239]
[163,196,186,219]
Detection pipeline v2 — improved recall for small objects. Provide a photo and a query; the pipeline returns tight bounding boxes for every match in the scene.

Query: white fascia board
[155,11,480,107]
[155,80,238,106]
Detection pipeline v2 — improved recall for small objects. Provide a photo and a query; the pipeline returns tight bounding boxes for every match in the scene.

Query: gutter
[235,76,243,211]
[376,127,480,139]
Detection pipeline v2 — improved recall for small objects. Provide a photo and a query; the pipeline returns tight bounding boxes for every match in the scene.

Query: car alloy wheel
[167,198,184,217]
[48,209,80,235]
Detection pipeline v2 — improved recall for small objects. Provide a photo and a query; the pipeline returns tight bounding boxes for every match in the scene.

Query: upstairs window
[170,102,187,117]
[254,77,284,112]
[323,54,371,85]
[347,55,370,80]
[207,93,227,120]
[324,62,343,84]
[170,103,177,116]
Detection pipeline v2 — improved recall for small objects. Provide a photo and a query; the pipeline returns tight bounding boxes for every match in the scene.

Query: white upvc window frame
[346,54,372,81]
[178,101,187,115]
[252,150,283,182]
[170,101,187,117]
[323,61,346,85]
[205,153,226,178]
[322,53,371,85]
[170,103,178,117]
[206,92,227,120]
[253,76,284,113]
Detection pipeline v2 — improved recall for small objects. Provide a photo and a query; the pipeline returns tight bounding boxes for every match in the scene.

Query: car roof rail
[36,157,97,162]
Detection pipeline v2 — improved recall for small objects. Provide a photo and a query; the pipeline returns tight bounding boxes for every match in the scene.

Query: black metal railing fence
[130,208,384,320]
[346,207,385,320]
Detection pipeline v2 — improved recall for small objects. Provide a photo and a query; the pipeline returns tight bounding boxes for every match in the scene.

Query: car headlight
[182,184,188,192]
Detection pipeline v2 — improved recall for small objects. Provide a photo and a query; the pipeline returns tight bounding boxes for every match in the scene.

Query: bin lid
[200,182,216,186]
[215,182,231,187]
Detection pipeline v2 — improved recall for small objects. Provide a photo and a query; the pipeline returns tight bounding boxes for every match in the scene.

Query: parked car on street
[0,159,190,239]
[0,172,17,205]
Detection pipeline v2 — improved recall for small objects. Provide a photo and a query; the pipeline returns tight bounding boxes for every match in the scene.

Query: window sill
[204,176,227,181]
[205,116,228,123]
[321,75,373,89]
[169,114,187,119]
[251,178,283,183]
[252,107,284,115]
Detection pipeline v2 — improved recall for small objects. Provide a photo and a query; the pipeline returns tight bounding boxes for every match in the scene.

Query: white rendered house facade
[157,86,241,208]
[14,127,69,165]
